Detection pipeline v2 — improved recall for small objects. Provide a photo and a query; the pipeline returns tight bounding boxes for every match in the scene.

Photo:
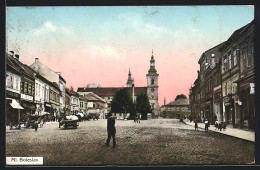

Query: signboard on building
[87,102,93,108]
[21,94,33,101]
[224,96,231,106]
[250,83,255,94]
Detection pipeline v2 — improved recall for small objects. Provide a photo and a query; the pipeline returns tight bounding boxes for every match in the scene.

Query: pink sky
[6,6,254,106]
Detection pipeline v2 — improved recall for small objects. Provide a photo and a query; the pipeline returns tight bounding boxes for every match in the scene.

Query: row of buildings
[6,51,161,124]
[6,52,106,125]
[189,20,255,131]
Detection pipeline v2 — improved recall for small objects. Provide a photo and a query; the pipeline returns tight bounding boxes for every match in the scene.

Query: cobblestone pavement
[6,119,255,166]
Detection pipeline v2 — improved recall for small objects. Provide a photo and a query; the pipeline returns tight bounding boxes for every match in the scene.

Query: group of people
[194,118,226,131]
[134,113,141,123]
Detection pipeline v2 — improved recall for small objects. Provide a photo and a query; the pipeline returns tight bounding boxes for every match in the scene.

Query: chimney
[164,97,166,105]
[35,58,39,62]
[9,51,14,57]
[15,54,19,60]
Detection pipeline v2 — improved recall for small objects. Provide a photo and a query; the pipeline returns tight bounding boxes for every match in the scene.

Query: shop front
[20,93,35,121]
[6,98,24,126]
[6,91,21,125]
[223,95,235,126]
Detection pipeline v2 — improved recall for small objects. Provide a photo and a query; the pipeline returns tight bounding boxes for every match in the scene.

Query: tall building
[146,51,159,110]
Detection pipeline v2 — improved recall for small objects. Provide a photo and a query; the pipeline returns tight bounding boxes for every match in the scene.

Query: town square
[5,5,256,166]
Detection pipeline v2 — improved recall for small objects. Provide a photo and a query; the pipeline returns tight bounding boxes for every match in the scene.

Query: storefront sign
[224,96,231,106]
[45,103,51,107]
[21,94,33,101]
[6,90,20,99]
[87,102,93,108]
[250,83,255,94]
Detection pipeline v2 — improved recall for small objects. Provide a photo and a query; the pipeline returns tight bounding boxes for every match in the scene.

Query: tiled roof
[85,94,99,101]
[77,87,147,96]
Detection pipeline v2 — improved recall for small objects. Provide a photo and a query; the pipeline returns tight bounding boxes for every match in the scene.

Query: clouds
[87,45,126,60]
[32,21,73,36]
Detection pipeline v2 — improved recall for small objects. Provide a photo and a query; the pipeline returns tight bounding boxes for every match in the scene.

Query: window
[224,82,227,96]
[7,75,13,88]
[80,102,83,108]
[151,103,154,109]
[35,83,38,97]
[32,85,35,96]
[28,83,32,95]
[20,81,24,93]
[242,50,247,70]
[50,90,53,100]
[248,44,253,67]
[223,55,227,72]
[233,50,238,66]
[228,80,232,94]
[24,82,28,94]
[15,78,19,90]
[228,54,232,69]
[151,78,154,85]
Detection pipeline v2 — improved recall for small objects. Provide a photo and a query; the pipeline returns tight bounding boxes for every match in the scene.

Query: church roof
[148,66,158,75]
[150,55,155,63]
[77,87,147,96]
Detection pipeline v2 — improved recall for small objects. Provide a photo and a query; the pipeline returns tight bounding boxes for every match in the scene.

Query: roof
[198,41,226,64]
[166,98,190,106]
[84,94,99,101]
[77,87,147,96]
[220,20,254,52]
[69,89,80,97]
[6,53,34,79]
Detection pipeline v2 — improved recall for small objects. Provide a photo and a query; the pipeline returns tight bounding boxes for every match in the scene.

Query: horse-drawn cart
[59,115,79,129]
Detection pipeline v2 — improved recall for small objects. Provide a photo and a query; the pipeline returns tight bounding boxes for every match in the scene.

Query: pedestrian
[34,121,38,132]
[58,116,62,128]
[195,119,198,130]
[214,119,219,130]
[40,119,43,128]
[204,118,209,130]
[105,113,116,148]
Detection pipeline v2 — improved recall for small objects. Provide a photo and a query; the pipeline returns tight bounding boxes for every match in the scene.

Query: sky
[6,6,254,106]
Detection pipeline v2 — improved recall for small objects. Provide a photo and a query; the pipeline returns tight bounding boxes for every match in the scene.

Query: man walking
[105,113,116,148]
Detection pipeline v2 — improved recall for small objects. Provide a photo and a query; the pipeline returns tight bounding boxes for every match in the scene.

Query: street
[6,119,255,165]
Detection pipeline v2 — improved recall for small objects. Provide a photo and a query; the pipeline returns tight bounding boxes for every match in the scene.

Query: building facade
[189,20,255,131]
[161,99,191,119]
[30,58,66,117]
[234,20,254,130]
[6,53,23,125]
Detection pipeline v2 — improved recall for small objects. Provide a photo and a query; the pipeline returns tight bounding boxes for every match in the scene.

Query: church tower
[126,68,134,87]
[146,50,159,110]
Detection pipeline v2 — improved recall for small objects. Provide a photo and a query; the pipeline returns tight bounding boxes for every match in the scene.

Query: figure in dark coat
[195,119,198,130]
[105,113,116,148]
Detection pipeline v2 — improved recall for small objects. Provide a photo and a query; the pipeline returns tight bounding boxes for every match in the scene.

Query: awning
[7,98,24,110]
[76,112,84,118]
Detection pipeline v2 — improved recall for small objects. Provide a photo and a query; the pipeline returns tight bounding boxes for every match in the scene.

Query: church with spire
[146,50,159,110]
[77,50,159,116]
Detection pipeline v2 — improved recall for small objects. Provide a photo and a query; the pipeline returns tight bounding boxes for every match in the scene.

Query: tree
[174,94,187,101]
[111,88,132,114]
[136,93,151,120]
